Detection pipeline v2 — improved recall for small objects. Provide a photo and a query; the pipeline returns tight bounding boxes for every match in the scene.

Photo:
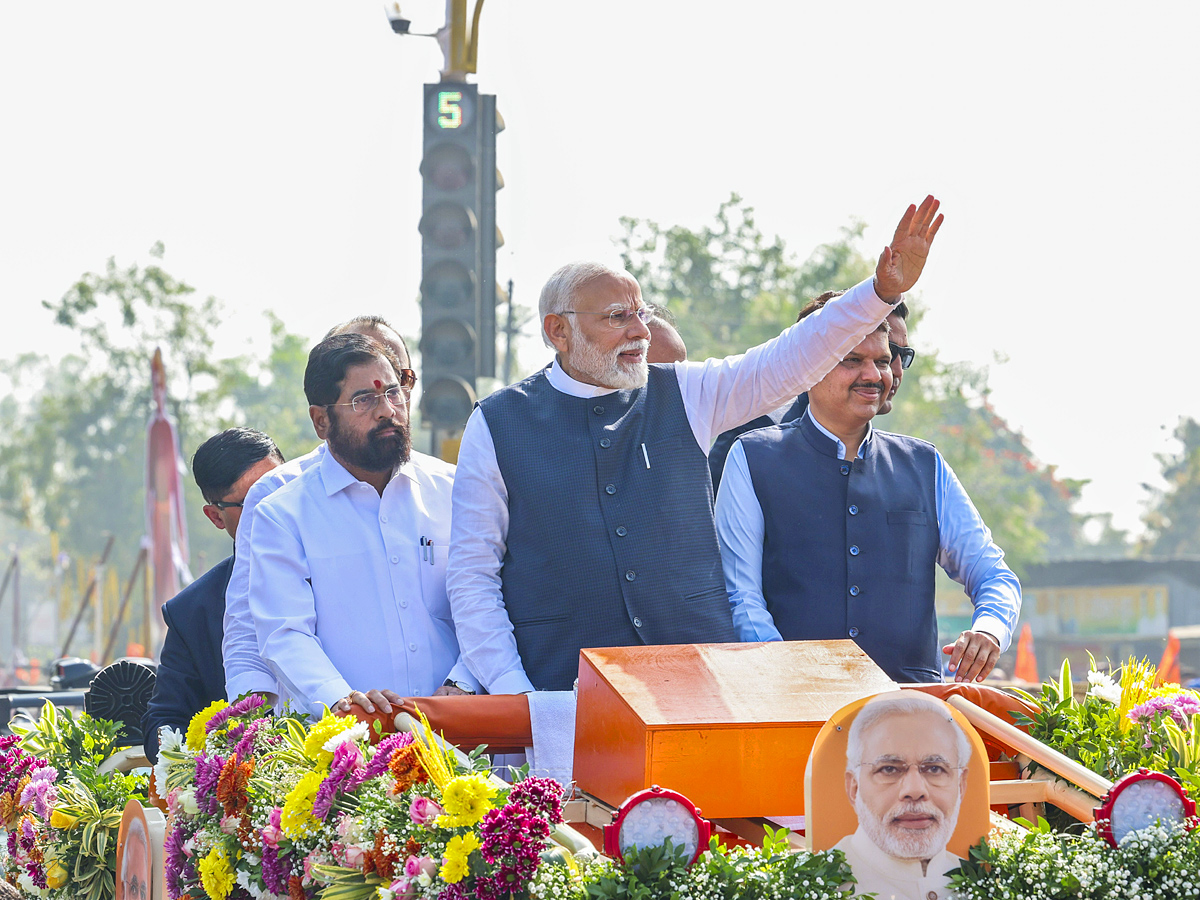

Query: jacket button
[600,438,611,448]
[849,545,860,556]
[605,484,617,495]
[849,585,860,596]
[625,570,636,582]
[616,526,628,537]
[593,405,604,415]
[848,627,860,638]
[840,464,850,475]
[848,505,858,515]
[633,617,643,628]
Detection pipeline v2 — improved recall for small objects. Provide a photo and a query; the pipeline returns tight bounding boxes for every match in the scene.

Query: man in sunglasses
[142,427,282,762]
[242,331,477,718]
[449,197,944,695]
[708,295,913,494]
[715,299,1020,684]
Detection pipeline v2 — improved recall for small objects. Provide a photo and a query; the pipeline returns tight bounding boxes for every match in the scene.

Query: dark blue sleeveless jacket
[479,364,736,691]
[740,413,942,682]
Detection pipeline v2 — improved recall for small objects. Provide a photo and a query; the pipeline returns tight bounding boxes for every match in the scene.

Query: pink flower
[408,796,444,826]
[219,815,240,835]
[389,877,417,898]
[166,787,181,817]
[342,844,367,868]
[404,855,437,879]
[335,814,356,839]
[261,807,284,848]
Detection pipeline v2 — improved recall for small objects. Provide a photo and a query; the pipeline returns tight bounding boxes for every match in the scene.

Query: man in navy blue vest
[142,428,283,762]
[715,302,1021,684]
[448,196,945,693]
[708,297,913,493]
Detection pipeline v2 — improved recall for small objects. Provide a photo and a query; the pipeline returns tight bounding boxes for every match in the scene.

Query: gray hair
[538,261,630,349]
[845,692,972,773]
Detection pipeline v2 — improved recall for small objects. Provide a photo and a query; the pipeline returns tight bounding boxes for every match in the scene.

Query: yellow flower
[436,774,498,828]
[45,861,68,889]
[440,831,480,884]
[199,845,235,900]
[186,699,230,751]
[303,712,357,767]
[49,809,79,830]
[280,771,325,839]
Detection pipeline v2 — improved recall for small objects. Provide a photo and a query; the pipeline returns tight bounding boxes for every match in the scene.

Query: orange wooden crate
[573,640,896,819]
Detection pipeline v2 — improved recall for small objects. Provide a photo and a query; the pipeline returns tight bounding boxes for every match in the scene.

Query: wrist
[442,678,476,695]
[872,276,902,305]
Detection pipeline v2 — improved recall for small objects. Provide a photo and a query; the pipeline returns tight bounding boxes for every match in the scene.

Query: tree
[1142,417,1200,556]
[617,196,1122,574]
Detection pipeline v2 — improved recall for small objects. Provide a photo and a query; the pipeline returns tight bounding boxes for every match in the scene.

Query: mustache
[887,802,943,824]
[618,340,650,353]
[851,380,885,391]
[370,419,406,437]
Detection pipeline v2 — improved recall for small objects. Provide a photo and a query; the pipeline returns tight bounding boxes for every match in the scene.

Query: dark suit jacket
[142,555,233,763]
[708,394,809,494]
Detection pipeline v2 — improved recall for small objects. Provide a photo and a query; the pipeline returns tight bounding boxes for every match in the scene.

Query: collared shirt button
[600,438,611,448]
[840,464,850,475]
[849,545,860,556]
[849,585,860,596]
[408,642,417,652]
[625,570,636,582]
[605,484,617,495]
[848,505,858,515]
[849,626,860,638]
[380,515,388,523]
[593,405,604,415]
[616,526,628,537]
[633,617,642,628]
[399,599,408,608]
[390,555,399,563]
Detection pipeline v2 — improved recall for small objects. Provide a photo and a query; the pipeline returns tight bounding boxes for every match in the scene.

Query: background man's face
[325,356,411,473]
[808,330,893,428]
[558,272,652,389]
[880,312,908,415]
[846,710,967,860]
[202,455,281,540]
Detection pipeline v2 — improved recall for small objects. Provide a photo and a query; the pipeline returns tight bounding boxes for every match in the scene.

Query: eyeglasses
[860,760,963,788]
[889,342,916,370]
[562,307,655,329]
[207,499,243,510]
[327,371,417,415]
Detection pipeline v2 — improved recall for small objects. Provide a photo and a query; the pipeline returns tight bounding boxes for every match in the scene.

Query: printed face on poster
[805,691,991,900]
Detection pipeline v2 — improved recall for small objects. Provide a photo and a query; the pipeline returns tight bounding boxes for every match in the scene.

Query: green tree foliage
[1142,417,1200,556]
[617,196,1122,573]
[0,245,314,581]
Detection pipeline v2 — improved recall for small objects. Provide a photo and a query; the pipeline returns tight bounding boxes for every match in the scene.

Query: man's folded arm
[248,503,352,714]
[446,408,536,695]
[934,452,1021,652]
[715,441,783,642]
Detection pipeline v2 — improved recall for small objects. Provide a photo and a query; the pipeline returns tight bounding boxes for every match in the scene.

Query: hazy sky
[1,2,1197,537]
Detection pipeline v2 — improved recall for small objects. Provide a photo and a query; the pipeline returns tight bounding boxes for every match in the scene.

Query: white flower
[178,788,200,815]
[159,725,184,755]
[16,873,36,895]
[377,890,394,900]
[1087,670,1122,704]
[323,721,369,752]
[236,869,266,899]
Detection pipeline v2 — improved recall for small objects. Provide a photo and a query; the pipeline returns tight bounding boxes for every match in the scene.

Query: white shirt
[247,447,477,716]
[447,277,896,694]
[223,443,326,701]
[715,408,1020,650]
[833,827,961,900]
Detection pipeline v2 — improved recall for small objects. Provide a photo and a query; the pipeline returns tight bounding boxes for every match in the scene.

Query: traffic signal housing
[419,82,503,430]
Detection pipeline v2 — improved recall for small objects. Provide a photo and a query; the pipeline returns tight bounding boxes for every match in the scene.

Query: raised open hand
[874,195,944,301]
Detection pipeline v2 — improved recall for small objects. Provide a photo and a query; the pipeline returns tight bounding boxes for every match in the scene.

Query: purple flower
[24,860,47,890]
[193,753,226,815]
[18,816,37,852]
[19,768,58,820]
[164,823,192,897]
[233,718,267,758]
[261,845,293,896]
[477,801,551,892]
[362,732,414,782]
[1128,692,1200,727]
[508,776,565,823]
[312,742,365,820]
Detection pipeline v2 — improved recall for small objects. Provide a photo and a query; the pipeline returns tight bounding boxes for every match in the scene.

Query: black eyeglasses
[207,499,243,510]
[889,342,916,370]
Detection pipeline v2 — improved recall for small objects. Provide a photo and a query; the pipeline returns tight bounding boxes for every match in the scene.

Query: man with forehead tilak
[247,333,477,717]
[448,197,943,694]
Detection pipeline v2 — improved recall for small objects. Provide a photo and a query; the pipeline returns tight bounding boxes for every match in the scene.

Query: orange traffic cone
[1157,632,1181,686]
[1013,623,1039,684]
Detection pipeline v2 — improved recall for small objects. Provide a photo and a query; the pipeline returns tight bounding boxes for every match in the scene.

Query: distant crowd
[142,195,1021,765]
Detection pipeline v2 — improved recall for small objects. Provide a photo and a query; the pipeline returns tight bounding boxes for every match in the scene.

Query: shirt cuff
[446,662,481,694]
[313,676,355,713]
[969,615,1012,653]
[487,669,537,696]
[225,672,278,701]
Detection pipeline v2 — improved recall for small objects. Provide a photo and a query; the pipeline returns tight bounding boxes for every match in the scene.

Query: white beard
[854,791,960,861]
[567,332,649,390]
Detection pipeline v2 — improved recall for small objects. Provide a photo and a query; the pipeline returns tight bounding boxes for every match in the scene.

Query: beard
[854,790,959,861]
[327,410,412,473]
[567,332,650,390]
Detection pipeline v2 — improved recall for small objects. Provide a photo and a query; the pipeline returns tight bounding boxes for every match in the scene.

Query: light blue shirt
[247,448,477,716]
[715,407,1020,651]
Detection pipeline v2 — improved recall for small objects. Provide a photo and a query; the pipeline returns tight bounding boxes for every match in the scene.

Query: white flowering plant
[948,816,1200,900]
